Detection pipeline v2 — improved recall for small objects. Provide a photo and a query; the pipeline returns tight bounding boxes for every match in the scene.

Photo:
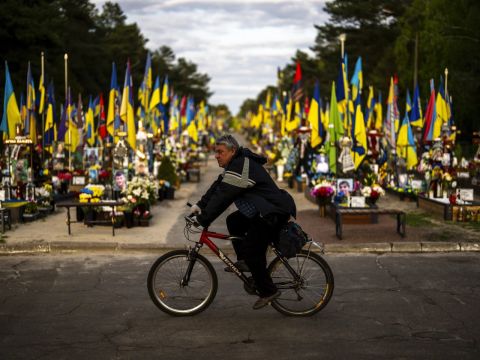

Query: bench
[56,200,125,236]
[335,207,406,240]
[0,208,12,233]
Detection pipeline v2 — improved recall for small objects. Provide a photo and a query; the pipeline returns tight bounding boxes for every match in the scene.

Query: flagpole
[64,53,71,171]
[339,33,346,59]
[444,68,448,95]
[41,52,45,164]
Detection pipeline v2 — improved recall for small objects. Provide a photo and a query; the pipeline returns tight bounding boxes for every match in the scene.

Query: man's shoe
[252,290,281,310]
[224,260,250,273]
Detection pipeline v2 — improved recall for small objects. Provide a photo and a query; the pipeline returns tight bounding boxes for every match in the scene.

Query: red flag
[422,79,436,143]
[304,96,310,117]
[293,61,302,84]
[292,61,303,103]
[98,93,108,139]
[180,96,187,117]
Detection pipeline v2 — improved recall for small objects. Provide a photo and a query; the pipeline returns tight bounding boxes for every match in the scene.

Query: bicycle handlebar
[185,202,202,228]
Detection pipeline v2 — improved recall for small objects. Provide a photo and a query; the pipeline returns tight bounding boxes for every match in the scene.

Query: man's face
[339,182,350,194]
[214,144,235,168]
[116,175,125,188]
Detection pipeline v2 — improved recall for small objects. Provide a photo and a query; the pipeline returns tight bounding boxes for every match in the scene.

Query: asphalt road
[1,253,479,359]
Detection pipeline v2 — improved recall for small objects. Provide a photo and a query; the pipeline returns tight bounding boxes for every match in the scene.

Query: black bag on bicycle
[275,221,310,259]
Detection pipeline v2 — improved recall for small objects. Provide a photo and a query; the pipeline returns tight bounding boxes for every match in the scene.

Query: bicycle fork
[180,243,203,286]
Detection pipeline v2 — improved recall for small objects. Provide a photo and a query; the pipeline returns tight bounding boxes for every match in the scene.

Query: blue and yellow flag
[143,52,152,105]
[410,84,422,127]
[107,62,119,138]
[350,57,363,102]
[149,75,161,111]
[307,81,325,148]
[350,96,367,169]
[374,91,383,131]
[26,63,37,143]
[397,112,418,169]
[120,60,136,150]
[38,70,45,115]
[86,96,95,146]
[1,62,21,139]
[162,75,170,105]
[44,81,56,148]
[365,86,375,129]
[65,88,79,152]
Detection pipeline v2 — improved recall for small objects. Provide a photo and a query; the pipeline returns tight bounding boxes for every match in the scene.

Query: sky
[92,0,329,114]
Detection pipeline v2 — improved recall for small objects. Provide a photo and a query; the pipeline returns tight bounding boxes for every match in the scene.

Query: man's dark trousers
[226,211,288,297]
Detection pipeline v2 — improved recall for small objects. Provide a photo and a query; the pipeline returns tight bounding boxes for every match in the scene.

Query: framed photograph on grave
[85,148,100,167]
[337,178,353,197]
[411,180,423,191]
[456,188,474,201]
[89,169,98,182]
[350,196,366,208]
[72,176,86,186]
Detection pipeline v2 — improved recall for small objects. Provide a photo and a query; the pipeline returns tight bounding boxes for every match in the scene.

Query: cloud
[92,0,329,113]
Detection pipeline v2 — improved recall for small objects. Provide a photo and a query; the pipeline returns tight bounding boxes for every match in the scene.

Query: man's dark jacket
[196,147,296,227]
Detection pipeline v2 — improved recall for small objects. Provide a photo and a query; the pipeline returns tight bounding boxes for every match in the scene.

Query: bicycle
[147,210,334,317]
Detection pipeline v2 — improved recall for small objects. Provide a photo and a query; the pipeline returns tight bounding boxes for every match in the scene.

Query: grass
[456,221,480,233]
[426,230,457,242]
[405,212,432,227]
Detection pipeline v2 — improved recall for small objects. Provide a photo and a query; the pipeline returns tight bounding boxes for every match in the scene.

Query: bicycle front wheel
[147,250,218,316]
[268,250,334,316]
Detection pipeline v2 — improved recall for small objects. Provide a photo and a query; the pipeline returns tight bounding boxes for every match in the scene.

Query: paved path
[0,253,479,359]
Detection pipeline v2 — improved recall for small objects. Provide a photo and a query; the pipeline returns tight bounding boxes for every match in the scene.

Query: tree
[237,98,257,118]
[395,0,480,139]
[312,0,411,93]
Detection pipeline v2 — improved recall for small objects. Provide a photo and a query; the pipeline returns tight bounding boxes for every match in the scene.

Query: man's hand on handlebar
[185,215,202,228]
[190,204,201,215]
[186,202,202,228]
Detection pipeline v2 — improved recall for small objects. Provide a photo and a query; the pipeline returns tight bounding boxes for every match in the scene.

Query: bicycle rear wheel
[268,250,334,316]
[147,250,218,316]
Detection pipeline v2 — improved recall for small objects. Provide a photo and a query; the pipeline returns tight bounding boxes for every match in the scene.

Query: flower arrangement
[35,184,53,207]
[99,169,110,181]
[311,181,335,205]
[57,171,73,182]
[122,176,156,210]
[24,201,39,215]
[311,182,335,198]
[79,184,105,203]
[361,184,385,202]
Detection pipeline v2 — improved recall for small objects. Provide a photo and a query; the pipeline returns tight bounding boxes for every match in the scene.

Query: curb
[1,241,479,255]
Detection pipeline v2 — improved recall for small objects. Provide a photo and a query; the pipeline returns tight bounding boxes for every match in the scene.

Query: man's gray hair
[216,134,240,151]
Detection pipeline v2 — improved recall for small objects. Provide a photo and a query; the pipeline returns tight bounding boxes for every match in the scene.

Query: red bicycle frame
[195,228,252,283]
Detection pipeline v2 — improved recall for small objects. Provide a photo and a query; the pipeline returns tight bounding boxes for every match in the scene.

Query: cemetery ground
[0,154,479,254]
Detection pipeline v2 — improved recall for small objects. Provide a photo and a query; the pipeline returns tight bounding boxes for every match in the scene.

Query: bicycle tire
[268,250,334,316]
[147,250,218,316]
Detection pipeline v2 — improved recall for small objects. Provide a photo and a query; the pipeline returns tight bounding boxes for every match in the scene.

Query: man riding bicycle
[190,134,296,310]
